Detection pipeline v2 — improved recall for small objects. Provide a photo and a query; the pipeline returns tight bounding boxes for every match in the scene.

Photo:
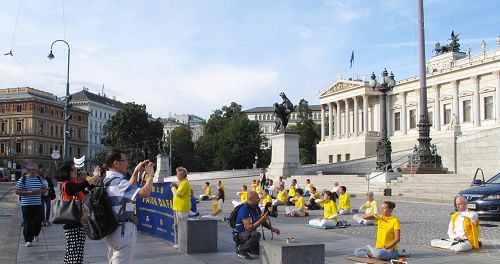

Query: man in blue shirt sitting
[233,191,280,259]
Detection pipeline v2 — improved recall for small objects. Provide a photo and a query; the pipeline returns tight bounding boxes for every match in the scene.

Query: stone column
[451,80,460,126]
[336,101,341,139]
[320,104,325,141]
[344,99,350,137]
[472,75,481,127]
[353,96,359,136]
[363,95,369,135]
[433,85,441,131]
[401,92,407,135]
[328,103,333,140]
[496,70,500,124]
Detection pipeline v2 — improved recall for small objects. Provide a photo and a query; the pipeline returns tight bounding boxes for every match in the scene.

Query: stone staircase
[289,173,473,202]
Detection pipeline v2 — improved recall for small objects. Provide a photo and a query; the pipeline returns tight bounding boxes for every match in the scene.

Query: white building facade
[316,43,500,171]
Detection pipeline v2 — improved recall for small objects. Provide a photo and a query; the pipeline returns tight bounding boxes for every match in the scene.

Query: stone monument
[154,133,171,183]
[267,92,303,179]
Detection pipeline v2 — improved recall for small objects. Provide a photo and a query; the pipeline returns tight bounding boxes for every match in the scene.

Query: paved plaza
[1,178,499,264]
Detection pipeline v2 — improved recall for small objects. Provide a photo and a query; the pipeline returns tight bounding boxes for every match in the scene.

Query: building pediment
[318,78,364,98]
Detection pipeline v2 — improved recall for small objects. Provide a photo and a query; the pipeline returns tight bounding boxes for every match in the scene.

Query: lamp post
[370,69,396,171]
[48,40,71,161]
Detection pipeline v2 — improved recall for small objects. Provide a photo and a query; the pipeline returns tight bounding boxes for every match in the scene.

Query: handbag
[50,182,82,225]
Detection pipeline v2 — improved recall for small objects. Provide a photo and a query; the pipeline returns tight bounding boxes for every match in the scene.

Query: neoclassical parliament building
[316,40,500,172]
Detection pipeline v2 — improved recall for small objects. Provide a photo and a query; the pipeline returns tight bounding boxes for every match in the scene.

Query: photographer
[233,191,280,260]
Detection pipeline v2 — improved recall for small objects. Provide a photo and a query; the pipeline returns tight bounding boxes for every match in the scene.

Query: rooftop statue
[434,31,461,55]
[273,92,296,133]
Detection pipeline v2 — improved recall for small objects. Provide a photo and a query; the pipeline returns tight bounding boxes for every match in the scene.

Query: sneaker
[237,249,252,259]
[25,242,31,247]
[173,244,178,249]
[34,237,39,242]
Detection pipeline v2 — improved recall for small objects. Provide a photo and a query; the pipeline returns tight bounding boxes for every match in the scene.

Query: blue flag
[349,50,354,69]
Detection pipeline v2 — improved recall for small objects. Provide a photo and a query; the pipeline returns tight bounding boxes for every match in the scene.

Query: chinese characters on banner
[136,182,174,242]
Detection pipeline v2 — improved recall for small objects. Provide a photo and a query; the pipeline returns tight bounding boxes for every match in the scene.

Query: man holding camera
[233,191,280,259]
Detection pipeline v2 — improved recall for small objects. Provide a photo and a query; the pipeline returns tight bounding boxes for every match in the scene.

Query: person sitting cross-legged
[271,185,288,212]
[353,192,378,225]
[259,189,272,212]
[305,187,322,210]
[233,191,280,259]
[199,182,212,201]
[354,201,400,261]
[201,188,225,221]
[430,196,480,252]
[232,185,248,207]
[285,188,307,217]
[338,186,351,214]
[188,190,200,217]
[308,191,339,227]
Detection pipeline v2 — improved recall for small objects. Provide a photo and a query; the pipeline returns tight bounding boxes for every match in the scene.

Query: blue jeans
[354,246,399,260]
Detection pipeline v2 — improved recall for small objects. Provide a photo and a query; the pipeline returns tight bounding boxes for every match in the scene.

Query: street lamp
[370,68,396,171]
[48,40,71,161]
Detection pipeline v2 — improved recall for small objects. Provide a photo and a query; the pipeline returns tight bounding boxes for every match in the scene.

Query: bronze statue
[158,133,167,154]
[434,31,461,55]
[273,92,296,132]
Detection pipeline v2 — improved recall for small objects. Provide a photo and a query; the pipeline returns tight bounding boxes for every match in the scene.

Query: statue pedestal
[154,153,171,183]
[267,133,303,179]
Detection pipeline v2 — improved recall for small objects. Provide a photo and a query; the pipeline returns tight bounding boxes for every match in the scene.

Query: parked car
[0,168,10,182]
[459,172,500,220]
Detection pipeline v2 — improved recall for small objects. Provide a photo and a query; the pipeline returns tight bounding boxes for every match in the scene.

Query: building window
[60,127,63,137]
[1,122,5,133]
[39,122,44,134]
[40,106,44,114]
[77,129,81,140]
[463,100,471,122]
[78,115,82,122]
[39,144,43,155]
[55,145,58,151]
[70,128,73,138]
[16,105,22,112]
[443,104,451,124]
[95,135,97,144]
[77,147,81,157]
[15,142,21,153]
[69,146,72,156]
[345,154,350,161]
[428,111,433,127]
[329,155,333,163]
[49,146,53,154]
[55,126,59,137]
[484,96,493,120]
[0,105,5,113]
[337,154,341,162]
[100,111,102,118]
[90,122,93,130]
[394,112,401,131]
[409,109,417,129]
[0,143,4,154]
[16,121,22,132]
[51,109,54,116]
[104,113,107,119]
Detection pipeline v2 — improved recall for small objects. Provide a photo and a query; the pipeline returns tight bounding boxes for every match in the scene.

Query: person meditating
[353,192,378,225]
[201,188,225,221]
[308,191,338,227]
[354,201,400,260]
[430,196,480,252]
[285,188,306,217]
[232,185,248,207]
[199,181,212,201]
[305,187,321,210]
[338,186,351,214]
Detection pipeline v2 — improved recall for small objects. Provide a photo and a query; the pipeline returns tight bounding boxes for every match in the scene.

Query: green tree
[170,125,198,173]
[196,102,263,171]
[288,99,321,164]
[102,103,164,168]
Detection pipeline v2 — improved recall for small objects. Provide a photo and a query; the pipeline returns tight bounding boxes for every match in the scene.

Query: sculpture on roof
[273,92,296,133]
[434,31,461,55]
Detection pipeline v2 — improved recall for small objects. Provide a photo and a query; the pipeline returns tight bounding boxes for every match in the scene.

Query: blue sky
[0,0,498,119]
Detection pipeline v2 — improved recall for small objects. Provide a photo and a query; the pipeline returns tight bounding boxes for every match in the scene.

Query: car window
[486,173,500,184]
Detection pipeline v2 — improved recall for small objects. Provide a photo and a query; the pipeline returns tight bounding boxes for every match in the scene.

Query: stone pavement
[2,178,500,263]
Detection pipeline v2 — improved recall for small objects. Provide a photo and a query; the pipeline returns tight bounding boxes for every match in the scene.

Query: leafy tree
[102,103,164,168]
[196,102,263,171]
[170,125,198,173]
[288,99,321,164]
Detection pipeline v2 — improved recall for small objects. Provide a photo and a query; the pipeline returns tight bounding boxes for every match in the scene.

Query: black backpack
[229,203,245,228]
[82,177,126,240]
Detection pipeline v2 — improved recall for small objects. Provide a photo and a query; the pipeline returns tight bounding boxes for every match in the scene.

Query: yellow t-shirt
[361,200,378,214]
[261,194,272,207]
[339,193,351,210]
[288,187,296,197]
[173,179,191,212]
[256,185,263,194]
[294,196,305,216]
[277,190,288,203]
[239,191,248,202]
[305,183,314,192]
[375,215,400,250]
[322,200,338,221]
[251,183,258,192]
[204,186,212,196]
[310,192,320,200]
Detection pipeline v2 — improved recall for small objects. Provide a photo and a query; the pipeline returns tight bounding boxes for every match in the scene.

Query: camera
[264,202,278,218]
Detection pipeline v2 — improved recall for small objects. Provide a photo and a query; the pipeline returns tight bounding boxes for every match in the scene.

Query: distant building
[70,88,125,168]
[160,114,205,141]
[0,87,88,178]
[244,105,321,148]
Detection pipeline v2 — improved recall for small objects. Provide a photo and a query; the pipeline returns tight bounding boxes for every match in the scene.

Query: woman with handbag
[58,161,101,264]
